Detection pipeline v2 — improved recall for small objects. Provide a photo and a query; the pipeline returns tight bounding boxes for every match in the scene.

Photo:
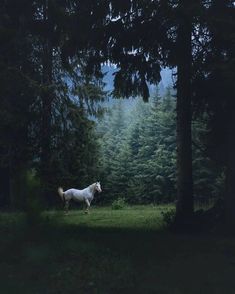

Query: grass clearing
[53,205,167,230]
[0,205,235,293]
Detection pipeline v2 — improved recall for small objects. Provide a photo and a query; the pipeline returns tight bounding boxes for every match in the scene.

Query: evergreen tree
[97,101,129,201]
[192,0,235,225]
[0,0,41,207]
[129,90,176,203]
[98,90,177,204]
[0,0,106,207]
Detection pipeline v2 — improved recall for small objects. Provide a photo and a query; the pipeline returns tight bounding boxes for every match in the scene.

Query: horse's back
[63,188,78,200]
[65,188,86,202]
[64,187,93,202]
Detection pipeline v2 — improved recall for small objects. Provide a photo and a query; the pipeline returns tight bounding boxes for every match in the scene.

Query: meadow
[1,205,235,294]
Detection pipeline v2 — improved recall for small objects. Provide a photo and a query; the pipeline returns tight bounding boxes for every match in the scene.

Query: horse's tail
[58,187,65,202]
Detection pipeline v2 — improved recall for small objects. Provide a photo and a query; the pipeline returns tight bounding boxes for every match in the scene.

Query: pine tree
[0,0,106,207]
[98,90,177,204]
[97,101,129,201]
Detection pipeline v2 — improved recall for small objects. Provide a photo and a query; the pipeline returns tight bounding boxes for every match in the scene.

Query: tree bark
[41,39,53,179]
[40,0,53,203]
[225,104,235,229]
[175,1,194,221]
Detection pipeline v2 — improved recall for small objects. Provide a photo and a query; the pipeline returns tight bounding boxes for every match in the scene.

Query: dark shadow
[1,214,235,294]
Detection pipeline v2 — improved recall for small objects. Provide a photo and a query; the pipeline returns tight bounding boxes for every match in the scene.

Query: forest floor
[1,205,235,294]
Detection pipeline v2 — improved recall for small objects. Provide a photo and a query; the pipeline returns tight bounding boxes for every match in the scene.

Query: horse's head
[95,182,102,193]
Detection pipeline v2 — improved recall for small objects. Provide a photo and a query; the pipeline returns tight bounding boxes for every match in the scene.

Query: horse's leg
[64,200,70,215]
[85,199,90,214]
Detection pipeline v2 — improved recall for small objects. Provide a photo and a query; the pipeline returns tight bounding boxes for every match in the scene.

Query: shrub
[111,197,127,210]
[24,170,42,225]
[161,208,176,227]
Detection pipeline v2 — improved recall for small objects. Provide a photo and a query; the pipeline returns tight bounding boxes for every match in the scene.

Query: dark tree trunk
[41,40,53,179]
[40,0,54,203]
[175,1,194,222]
[0,168,10,208]
[225,105,235,229]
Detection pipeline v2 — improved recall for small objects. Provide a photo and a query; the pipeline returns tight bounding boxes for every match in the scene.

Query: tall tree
[102,1,195,220]
[192,0,235,226]
[175,0,194,221]
[40,0,54,197]
[0,0,41,207]
[0,0,106,207]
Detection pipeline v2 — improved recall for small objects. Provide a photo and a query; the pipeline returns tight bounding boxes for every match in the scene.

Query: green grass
[52,205,167,230]
[1,205,235,294]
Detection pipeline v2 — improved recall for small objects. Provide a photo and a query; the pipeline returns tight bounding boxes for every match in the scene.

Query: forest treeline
[98,89,223,205]
[0,0,234,227]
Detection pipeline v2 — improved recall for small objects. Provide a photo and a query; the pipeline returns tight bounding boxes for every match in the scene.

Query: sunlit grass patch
[48,204,173,230]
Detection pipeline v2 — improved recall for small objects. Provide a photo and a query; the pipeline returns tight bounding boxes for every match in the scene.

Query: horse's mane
[89,183,97,191]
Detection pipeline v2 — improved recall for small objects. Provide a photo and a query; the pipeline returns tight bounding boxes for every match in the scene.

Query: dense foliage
[97,89,223,205]
[0,0,234,229]
[0,0,105,208]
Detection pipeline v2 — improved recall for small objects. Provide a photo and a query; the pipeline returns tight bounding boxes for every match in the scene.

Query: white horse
[58,182,102,214]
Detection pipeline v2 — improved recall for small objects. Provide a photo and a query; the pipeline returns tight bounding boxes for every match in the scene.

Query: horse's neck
[88,183,96,194]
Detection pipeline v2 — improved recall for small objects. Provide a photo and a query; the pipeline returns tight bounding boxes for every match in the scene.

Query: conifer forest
[0,1,235,293]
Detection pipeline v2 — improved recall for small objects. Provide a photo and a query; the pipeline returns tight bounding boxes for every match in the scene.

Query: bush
[161,208,176,227]
[24,170,42,225]
[111,197,127,210]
